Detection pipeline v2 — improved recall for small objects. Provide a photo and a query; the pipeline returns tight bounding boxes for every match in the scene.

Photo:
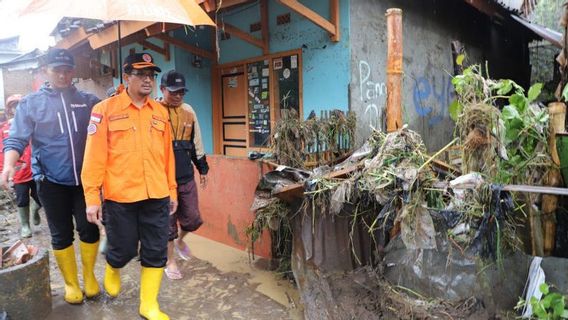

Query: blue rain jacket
[3,85,100,186]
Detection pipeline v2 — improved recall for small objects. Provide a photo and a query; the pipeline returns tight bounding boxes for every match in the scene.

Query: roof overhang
[511,14,563,49]
[88,21,155,50]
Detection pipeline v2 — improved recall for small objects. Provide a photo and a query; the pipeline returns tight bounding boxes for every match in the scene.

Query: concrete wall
[194,155,272,259]
[350,0,489,151]
[218,0,351,117]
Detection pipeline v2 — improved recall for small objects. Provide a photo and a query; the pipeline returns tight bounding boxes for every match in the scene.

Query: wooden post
[385,8,403,132]
[542,102,566,255]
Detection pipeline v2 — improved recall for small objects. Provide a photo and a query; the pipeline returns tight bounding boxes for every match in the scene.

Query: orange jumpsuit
[81,90,177,268]
[81,90,177,206]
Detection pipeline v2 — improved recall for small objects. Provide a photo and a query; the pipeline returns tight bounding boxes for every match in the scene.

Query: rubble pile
[1,240,38,269]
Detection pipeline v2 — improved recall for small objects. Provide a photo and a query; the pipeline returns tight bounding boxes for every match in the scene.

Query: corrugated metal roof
[495,0,537,17]
[511,14,563,48]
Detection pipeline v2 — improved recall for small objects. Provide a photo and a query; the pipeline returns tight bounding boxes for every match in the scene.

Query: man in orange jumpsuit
[81,52,177,320]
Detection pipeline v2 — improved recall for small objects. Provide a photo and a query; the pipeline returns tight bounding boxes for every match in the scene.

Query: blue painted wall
[171,27,214,154]
[109,0,351,152]
[218,0,351,118]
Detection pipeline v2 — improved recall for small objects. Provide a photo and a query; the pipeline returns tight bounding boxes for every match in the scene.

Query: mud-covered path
[1,205,302,320]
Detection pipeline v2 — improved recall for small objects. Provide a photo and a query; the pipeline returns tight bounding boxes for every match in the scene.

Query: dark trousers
[104,198,170,268]
[37,179,99,250]
[14,180,40,207]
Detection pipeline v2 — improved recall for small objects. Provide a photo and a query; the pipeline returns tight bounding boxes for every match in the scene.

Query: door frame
[212,48,303,155]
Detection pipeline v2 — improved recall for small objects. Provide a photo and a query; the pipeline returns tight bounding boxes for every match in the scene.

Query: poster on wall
[247,61,270,147]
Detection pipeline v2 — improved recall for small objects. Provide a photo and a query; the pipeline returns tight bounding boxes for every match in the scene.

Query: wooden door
[221,69,248,157]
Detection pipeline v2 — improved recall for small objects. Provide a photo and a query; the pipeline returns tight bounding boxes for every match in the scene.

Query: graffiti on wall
[356,59,454,129]
[412,74,454,127]
[358,60,386,130]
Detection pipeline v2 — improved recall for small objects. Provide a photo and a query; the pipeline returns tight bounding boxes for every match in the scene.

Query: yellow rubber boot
[79,241,100,298]
[52,245,84,304]
[104,263,121,298]
[139,267,169,320]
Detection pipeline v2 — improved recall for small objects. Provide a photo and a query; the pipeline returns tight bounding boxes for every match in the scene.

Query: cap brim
[47,62,75,68]
[132,64,161,72]
[166,86,187,92]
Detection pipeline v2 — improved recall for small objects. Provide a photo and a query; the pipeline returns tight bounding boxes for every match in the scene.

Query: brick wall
[2,69,37,102]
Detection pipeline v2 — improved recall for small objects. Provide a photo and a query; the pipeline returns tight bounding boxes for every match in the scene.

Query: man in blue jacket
[1,48,101,304]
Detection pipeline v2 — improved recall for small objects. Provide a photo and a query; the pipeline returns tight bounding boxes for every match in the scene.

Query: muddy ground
[0,192,302,320]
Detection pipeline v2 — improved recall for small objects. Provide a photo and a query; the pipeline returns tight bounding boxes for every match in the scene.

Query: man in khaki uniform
[158,70,209,280]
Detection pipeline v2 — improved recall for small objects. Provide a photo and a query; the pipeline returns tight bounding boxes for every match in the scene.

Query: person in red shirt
[0,94,41,238]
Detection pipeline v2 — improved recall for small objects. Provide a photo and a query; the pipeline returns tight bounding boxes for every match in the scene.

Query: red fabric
[0,121,33,183]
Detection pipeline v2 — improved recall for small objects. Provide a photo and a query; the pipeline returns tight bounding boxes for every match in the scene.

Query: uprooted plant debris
[271,109,356,168]
[246,59,561,318]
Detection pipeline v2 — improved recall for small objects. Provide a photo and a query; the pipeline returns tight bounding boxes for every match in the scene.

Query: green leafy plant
[450,59,553,185]
[516,283,568,319]
[497,82,551,185]
[562,83,568,103]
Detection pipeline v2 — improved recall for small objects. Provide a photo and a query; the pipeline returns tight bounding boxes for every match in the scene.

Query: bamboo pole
[385,8,403,132]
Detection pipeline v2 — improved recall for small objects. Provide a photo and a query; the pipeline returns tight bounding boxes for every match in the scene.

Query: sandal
[164,266,182,280]
[174,240,192,261]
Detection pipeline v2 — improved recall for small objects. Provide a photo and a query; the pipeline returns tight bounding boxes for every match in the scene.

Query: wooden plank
[220,23,265,49]
[153,33,216,60]
[211,28,221,154]
[217,48,301,69]
[212,64,222,154]
[203,0,216,12]
[55,27,89,50]
[273,164,362,202]
[276,173,568,203]
[260,0,270,54]
[278,0,336,36]
[224,122,247,140]
[217,0,255,10]
[138,40,169,60]
[164,41,171,62]
[330,0,340,42]
[433,182,568,196]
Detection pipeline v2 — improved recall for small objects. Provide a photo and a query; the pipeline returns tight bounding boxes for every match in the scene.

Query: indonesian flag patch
[90,113,103,123]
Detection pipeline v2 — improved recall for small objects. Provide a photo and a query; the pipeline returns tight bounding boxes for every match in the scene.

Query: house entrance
[217,50,302,156]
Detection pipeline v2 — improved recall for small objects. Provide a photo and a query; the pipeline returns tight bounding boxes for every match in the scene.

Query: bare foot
[174,239,192,261]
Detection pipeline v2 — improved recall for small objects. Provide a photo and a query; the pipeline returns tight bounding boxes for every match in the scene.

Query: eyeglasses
[129,71,157,80]
[169,90,186,97]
